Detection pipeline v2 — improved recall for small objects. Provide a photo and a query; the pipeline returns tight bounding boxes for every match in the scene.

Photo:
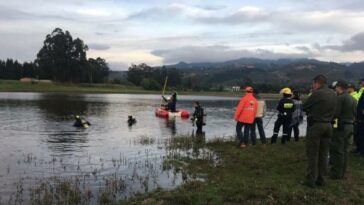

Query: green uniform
[330,92,356,179]
[303,86,337,186]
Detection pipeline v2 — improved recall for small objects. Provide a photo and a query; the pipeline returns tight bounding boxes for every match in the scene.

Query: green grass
[0,80,282,98]
[0,80,149,94]
[121,139,364,205]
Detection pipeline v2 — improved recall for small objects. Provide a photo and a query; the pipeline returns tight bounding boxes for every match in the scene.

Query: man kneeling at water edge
[234,86,258,148]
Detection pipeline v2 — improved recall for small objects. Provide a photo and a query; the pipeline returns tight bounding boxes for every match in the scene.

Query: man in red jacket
[234,86,258,148]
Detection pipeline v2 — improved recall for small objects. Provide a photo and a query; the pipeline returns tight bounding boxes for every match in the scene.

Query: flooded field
[0,92,306,203]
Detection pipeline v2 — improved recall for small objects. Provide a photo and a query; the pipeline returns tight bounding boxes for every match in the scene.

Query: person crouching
[234,86,258,148]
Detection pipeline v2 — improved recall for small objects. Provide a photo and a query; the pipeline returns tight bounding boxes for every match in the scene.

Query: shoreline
[0,80,283,99]
[120,138,364,205]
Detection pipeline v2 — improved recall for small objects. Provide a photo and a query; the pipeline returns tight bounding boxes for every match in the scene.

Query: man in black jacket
[271,88,295,144]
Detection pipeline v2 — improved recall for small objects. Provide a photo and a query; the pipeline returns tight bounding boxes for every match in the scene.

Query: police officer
[354,79,364,100]
[330,80,356,179]
[302,75,337,188]
[271,88,295,144]
[347,83,359,101]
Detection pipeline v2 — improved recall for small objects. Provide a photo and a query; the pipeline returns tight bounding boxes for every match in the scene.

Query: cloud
[324,32,364,52]
[88,43,111,51]
[1,0,364,65]
[95,32,107,36]
[127,3,186,20]
[195,5,226,11]
[193,7,364,34]
[151,45,312,64]
[0,5,74,21]
[108,61,129,70]
[196,6,269,24]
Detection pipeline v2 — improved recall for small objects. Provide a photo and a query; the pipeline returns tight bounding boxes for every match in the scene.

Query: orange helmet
[245,86,253,92]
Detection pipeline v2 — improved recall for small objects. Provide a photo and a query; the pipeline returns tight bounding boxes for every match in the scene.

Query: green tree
[88,57,110,83]
[127,63,153,86]
[140,78,161,90]
[35,28,89,82]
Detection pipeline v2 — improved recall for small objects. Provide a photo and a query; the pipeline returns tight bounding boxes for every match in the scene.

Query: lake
[0,92,306,203]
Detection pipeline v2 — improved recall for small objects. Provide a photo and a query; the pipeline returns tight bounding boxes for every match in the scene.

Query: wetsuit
[192,105,205,133]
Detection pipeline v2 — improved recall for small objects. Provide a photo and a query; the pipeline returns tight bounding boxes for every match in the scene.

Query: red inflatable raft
[155,107,190,118]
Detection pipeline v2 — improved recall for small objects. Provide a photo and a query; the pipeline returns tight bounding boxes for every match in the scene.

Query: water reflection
[45,131,89,152]
[165,118,177,135]
[0,92,307,203]
[37,93,108,118]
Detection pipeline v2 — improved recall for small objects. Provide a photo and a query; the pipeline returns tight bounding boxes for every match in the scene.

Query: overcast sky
[1,0,364,70]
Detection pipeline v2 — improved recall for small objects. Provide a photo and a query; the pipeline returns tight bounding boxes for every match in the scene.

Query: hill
[161,58,364,91]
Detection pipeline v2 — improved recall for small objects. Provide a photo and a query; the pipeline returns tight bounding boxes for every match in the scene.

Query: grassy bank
[0,80,282,98]
[122,138,364,205]
[0,80,148,94]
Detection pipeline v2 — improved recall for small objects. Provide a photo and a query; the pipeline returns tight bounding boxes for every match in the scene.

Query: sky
[1,0,364,70]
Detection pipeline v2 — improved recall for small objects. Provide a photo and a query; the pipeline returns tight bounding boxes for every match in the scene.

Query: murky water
[0,92,306,202]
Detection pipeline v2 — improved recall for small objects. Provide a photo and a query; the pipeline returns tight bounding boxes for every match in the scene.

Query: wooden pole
[160,76,168,106]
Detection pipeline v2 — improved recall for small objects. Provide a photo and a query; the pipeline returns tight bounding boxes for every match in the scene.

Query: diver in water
[162,92,177,112]
[191,101,206,134]
[127,115,137,126]
[73,115,91,128]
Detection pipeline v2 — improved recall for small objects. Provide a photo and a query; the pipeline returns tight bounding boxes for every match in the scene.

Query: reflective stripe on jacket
[234,93,258,124]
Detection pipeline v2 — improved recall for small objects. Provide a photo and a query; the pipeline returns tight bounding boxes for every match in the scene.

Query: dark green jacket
[303,86,337,122]
[334,92,356,123]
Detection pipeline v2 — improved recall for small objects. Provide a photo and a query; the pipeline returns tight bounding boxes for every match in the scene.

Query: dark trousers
[236,122,252,145]
[358,123,364,154]
[251,118,266,144]
[330,125,353,178]
[271,116,291,144]
[288,124,300,141]
[353,123,359,152]
[306,123,332,185]
[196,123,203,134]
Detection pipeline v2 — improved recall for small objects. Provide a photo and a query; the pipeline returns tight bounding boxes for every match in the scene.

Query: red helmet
[245,86,253,92]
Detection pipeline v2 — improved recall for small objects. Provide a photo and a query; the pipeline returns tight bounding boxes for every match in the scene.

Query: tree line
[127,63,182,90]
[126,63,313,92]
[0,28,110,83]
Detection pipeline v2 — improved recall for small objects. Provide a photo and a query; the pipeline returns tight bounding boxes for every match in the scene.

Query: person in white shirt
[250,89,267,144]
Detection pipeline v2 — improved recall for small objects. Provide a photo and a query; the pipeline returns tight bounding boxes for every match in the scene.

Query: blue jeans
[236,122,252,145]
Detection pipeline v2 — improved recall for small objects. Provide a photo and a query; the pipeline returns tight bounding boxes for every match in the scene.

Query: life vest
[234,93,258,124]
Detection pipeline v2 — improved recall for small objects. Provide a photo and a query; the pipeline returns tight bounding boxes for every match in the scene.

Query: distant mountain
[167,58,327,70]
[161,57,364,91]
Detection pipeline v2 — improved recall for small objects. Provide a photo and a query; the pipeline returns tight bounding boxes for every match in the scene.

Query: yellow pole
[160,76,168,106]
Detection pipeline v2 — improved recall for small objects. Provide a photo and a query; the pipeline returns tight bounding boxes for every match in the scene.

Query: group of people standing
[234,86,303,148]
[234,74,364,188]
